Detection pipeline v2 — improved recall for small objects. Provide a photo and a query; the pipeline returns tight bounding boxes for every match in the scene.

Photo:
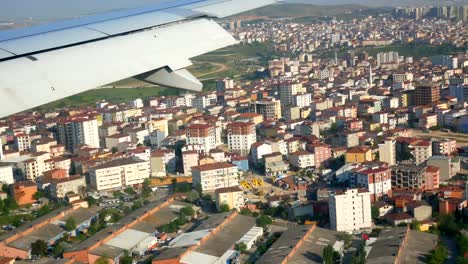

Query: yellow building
[215,186,244,211]
[345,146,373,163]
[147,118,169,135]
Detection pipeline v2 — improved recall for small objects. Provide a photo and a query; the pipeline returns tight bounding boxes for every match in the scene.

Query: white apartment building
[0,141,3,160]
[289,150,315,169]
[413,141,433,165]
[191,162,239,192]
[14,133,31,152]
[186,124,217,154]
[329,188,372,232]
[378,138,396,165]
[89,158,149,191]
[48,176,86,198]
[293,93,312,108]
[0,163,14,185]
[58,116,100,152]
[227,122,256,156]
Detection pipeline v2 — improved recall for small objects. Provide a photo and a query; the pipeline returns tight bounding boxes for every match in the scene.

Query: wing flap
[0,19,236,117]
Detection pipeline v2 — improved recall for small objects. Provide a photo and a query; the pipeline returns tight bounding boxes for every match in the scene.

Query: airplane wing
[0,0,276,118]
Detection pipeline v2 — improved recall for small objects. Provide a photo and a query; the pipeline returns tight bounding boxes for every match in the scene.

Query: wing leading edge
[0,0,276,118]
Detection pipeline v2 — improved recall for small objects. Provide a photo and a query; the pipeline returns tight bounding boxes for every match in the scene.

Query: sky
[0,0,466,21]
[0,0,167,21]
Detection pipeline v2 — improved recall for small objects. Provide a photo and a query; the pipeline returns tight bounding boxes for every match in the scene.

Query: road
[410,129,468,147]
[441,236,458,264]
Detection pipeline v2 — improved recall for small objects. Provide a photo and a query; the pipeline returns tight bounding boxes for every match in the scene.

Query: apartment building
[250,99,282,120]
[350,165,392,202]
[182,150,199,176]
[89,158,149,191]
[391,164,427,190]
[432,139,457,156]
[57,116,100,152]
[378,138,396,165]
[279,81,303,106]
[307,142,332,168]
[191,162,239,192]
[415,83,440,105]
[0,163,14,185]
[413,141,432,165]
[215,186,244,210]
[227,122,256,156]
[47,176,86,199]
[186,124,217,154]
[289,150,315,169]
[345,146,372,163]
[329,188,372,232]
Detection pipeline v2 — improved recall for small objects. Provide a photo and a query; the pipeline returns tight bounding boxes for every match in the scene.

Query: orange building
[43,168,68,179]
[11,182,37,206]
[345,146,373,163]
[439,198,467,215]
[439,186,464,199]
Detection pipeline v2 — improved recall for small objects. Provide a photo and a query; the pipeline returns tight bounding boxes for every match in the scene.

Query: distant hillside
[284,0,464,7]
[237,3,388,18]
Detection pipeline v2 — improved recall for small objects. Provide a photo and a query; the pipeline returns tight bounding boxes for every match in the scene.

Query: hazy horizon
[0,0,466,22]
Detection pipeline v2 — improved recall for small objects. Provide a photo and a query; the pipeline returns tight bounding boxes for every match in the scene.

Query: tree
[351,241,366,264]
[124,187,135,195]
[31,240,48,256]
[53,242,65,258]
[410,220,421,231]
[240,208,253,216]
[256,215,272,228]
[427,243,448,264]
[438,214,458,236]
[186,190,200,204]
[120,250,133,264]
[371,206,379,220]
[179,206,195,217]
[95,257,111,264]
[323,245,335,264]
[195,183,203,195]
[235,242,247,254]
[64,217,77,231]
[219,203,230,213]
[33,191,45,200]
[456,235,468,258]
[111,147,118,154]
[86,196,97,206]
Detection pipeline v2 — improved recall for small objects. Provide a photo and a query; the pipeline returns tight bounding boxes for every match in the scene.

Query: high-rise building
[279,81,303,106]
[186,124,217,153]
[449,85,468,103]
[379,138,396,165]
[415,83,440,105]
[376,51,399,66]
[57,116,100,152]
[329,188,372,232]
[216,78,234,92]
[227,122,256,156]
[250,98,282,120]
[191,162,239,192]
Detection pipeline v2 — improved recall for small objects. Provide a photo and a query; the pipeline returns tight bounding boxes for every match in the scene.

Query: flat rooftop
[60,206,101,224]
[194,214,256,257]
[65,199,167,252]
[132,201,192,233]
[89,244,125,259]
[398,230,438,263]
[367,227,407,264]
[8,224,64,251]
[288,227,341,264]
[0,206,72,243]
[192,212,232,231]
[256,226,312,264]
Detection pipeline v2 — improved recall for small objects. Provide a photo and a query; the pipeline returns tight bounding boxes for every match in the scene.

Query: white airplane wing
[0,0,275,118]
